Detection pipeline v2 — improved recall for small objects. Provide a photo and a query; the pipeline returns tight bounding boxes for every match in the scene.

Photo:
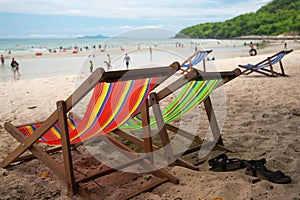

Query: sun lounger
[114,67,241,170]
[0,63,181,199]
[238,50,293,77]
[181,50,212,71]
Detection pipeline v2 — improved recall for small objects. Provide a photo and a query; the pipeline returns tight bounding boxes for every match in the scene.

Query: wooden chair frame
[114,68,241,170]
[180,50,212,72]
[0,63,181,199]
[239,50,293,77]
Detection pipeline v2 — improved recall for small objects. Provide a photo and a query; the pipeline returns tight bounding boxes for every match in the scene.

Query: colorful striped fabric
[245,51,287,70]
[18,118,79,145]
[17,78,158,146]
[182,51,209,69]
[120,79,222,132]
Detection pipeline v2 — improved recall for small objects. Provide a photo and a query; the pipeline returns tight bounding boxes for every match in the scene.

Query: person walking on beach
[89,60,93,73]
[11,58,20,78]
[104,54,111,70]
[1,55,4,65]
[123,53,131,69]
[149,46,153,61]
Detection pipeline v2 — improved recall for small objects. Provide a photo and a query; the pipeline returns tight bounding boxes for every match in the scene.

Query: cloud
[0,0,271,20]
[0,0,272,37]
[28,34,70,38]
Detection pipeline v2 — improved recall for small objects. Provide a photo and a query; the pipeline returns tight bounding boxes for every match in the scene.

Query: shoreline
[235,35,300,40]
[1,40,299,83]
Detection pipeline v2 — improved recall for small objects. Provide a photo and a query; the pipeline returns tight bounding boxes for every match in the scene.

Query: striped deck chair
[239,50,293,77]
[180,50,212,72]
[0,63,180,199]
[114,68,241,170]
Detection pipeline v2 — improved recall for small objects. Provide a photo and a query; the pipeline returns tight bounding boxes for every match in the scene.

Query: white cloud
[0,0,271,20]
[28,34,70,38]
[0,0,273,37]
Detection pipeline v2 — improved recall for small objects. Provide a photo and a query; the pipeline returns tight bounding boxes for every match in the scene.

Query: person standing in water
[249,42,257,56]
[1,55,4,65]
[11,57,20,78]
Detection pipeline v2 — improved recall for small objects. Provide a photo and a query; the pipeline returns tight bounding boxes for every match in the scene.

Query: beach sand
[0,43,300,200]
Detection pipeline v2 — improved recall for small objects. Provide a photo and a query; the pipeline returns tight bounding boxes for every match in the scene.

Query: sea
[0,37,258,82]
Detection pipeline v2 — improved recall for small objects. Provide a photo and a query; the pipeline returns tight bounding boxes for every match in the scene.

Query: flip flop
[246,164,291,184]
[208,154,246,172]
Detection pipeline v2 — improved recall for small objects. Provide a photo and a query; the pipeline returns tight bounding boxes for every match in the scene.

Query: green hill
[176,0,300,39]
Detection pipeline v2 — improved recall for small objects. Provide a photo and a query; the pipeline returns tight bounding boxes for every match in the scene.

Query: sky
[0,0,272,38]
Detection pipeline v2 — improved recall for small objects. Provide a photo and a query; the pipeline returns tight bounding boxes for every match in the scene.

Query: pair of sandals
[208,154,291,184]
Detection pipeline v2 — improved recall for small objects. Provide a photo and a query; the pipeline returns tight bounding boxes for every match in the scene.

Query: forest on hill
[176,0,300,39]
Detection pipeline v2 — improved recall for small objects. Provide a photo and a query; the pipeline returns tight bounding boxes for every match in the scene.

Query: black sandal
[208,154,246,172]
[208,154,228,167]
[246,163,291,184]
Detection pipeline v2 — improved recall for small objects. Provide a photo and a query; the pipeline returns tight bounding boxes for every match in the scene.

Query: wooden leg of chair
[270,65,275,77]
[174,158,199,171]
[204,96,224,146]
[141,102,154,162]
[57,101,77,196]
[149,93,175,163]
[1,122,66,179]
[0,112,58,168]
[279,60,286,76]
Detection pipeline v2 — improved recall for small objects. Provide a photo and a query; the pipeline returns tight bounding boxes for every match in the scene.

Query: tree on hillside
[176,0,300,38]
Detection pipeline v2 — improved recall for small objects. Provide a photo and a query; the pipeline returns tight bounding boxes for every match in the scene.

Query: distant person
[249,42,254,49]
[89,60,93,73]
[107,54,111,64]
[284,42,287,49]
[104,54,111,70]
[249,42,257,56]
[11,57,20,77]
[123,53,131,69]
[149,46,152,61]
[1,55,4,65]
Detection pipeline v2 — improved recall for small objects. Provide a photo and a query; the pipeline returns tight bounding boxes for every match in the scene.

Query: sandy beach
[0,42,300,200]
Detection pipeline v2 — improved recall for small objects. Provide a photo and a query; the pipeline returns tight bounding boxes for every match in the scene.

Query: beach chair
[180,50,212,72]
[114,67,241,170]
[0,63,181,199]
[238,50,293,77]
